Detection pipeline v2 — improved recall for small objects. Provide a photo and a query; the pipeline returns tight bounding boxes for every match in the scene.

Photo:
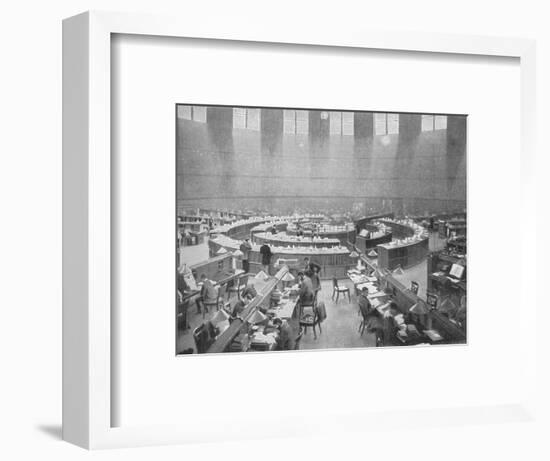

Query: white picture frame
[62,10,537,449]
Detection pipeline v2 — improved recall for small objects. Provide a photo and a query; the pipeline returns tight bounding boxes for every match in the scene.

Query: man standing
[239,238,252,273]
[310,266,322,303]
[303,257,321,274]
[259,243,272,275]
[196,274,217,315]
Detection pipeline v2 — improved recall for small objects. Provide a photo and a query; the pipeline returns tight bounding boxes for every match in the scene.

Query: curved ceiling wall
[177,107,466,216]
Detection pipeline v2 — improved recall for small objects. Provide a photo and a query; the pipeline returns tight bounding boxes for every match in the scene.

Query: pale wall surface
[177,107,466,215]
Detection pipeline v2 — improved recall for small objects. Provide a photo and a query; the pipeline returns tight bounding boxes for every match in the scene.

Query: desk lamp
[248,309,268,326]
[281,272,295,289]
[255,270,268,280]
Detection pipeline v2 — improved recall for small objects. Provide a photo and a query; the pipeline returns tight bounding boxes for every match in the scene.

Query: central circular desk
[374,219,429,270]
[209,216,356,279]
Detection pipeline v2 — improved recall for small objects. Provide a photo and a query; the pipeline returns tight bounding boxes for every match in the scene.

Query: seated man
[358,287,385,342]
[298,270,315,307]
[357,286,372,317]
[365,309,385,346]
[303,257,321,274]
[273,318,296,351]
[241,284,257,300]
[259,243,273,275]
[230,291,254,319]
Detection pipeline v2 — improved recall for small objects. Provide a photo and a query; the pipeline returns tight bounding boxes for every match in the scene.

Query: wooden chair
[332,278,351,303]
[227,274,249,300]
[299,304,321,339]
[426,292,438,309]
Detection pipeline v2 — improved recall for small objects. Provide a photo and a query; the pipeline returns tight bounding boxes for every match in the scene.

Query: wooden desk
[429,273,466,293]
[427,252,467,294]
[354,212,395,230]
[253,232,341,248]
[355,232,392,253]
[270,299,298,320]
[189,253,233,281]
[178,272,242,321]
[446,238,467,254]
[384,274,466,344]
[439,218,467,238]
[207,266,290,353]
[373,219,429,270]
[215,271,242,288]
[209,235,354,280]
[430,311,466,343]
[376,238,429,270]
[378,220,416,239]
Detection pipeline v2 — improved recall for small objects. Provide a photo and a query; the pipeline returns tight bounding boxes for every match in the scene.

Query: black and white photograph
[176,105,467,354]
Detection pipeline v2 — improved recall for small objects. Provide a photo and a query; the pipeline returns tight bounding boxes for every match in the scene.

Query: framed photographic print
[63,10,537,449]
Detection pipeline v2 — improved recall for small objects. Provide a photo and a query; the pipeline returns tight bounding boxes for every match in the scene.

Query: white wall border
[62,10,537,449]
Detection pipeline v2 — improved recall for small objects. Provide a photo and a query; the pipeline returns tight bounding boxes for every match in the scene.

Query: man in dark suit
[303,257,321,274]
[297,271,315,307]
[239,238,252,273]
[196,274,217,315]
[259,243,272,275]
[273,318,296,351]
[230,291,254,319]
[357,286,372,317]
